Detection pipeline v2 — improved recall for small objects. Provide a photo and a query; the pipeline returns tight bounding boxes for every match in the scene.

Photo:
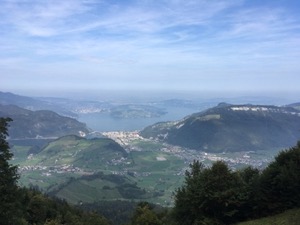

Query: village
[18,131,274,182]
[102,131,274,170]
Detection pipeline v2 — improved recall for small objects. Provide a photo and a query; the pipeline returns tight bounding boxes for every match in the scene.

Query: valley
[102,131,275,170]
[2,92,300,208]
[2,1,300,223]
[12,130,277,206]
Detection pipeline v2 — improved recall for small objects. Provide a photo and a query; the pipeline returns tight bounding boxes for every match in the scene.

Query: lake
[78,106,198,132]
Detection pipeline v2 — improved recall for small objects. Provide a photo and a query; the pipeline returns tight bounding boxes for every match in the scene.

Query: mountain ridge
[140,103,300,152]
[0,91,77,117]
[0,104,90,139]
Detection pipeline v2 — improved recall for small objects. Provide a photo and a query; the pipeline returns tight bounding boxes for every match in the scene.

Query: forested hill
[0,104,90,139]
[140,103,300,152]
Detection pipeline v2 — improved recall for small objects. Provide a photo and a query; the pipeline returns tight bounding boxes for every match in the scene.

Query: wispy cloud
[1,1,93,36]
[1,0,300,93]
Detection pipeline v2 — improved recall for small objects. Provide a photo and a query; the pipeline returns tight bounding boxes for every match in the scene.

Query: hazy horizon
[2,89,299,106]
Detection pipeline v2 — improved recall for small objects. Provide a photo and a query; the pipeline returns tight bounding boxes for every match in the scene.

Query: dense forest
[1,117,300,224]
[173,142,300,224]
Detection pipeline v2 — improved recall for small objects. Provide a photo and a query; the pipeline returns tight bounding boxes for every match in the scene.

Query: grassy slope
[51,149,185,205]
[127,150,185,205]
[54,177,123,204]
[237,208,300,225]
[24,136,127,169]
[13,136,185,205]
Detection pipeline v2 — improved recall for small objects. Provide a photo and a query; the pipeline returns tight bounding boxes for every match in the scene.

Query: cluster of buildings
[19,164,83,176]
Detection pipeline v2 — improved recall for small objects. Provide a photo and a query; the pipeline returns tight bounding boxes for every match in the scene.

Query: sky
[1,0,300,98]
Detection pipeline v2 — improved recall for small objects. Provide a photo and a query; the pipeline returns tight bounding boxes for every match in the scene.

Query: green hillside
[237,208,300,225]
[34,135,127,168]
[49,172,153,204]
[141,104,300,152]
[14,135,185,205]
[18,135,129,188]
[0,104,89,138]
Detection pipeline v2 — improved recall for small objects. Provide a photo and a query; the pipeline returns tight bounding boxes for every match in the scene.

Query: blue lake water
[78,107,198,132]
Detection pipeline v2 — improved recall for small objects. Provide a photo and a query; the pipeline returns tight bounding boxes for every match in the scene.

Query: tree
[131,202,162,225]
[173,160,247,224]
[259,142,300,214]
[44,219,62,225]
[27,195,48,224]
[232,166,261,221]
[173,161,206,225]
[0,117,23,225]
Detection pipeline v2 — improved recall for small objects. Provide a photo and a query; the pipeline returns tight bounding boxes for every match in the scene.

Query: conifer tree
[0,117,21,225]
[260,142,300,213]
[173,160,247,224]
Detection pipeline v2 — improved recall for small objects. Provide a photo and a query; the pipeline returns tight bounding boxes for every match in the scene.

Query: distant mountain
[0,104,90,139]
[140,103,300,152]
[110,104,167,119]
[0,91,42,106]
[287,102,300,111]
[36,96,111,114]
[0,91,77,117]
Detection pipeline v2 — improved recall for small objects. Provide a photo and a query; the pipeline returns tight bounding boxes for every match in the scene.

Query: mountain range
[0,104,89,139]
[140,103,300,152]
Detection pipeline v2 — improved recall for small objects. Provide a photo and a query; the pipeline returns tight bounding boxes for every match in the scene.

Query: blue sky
[1,0,300,97]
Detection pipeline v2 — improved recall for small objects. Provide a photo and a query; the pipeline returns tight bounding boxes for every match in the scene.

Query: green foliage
[173,160,248,224]
[82,200,137,225]
[0,117,110,225]
[173,142,300,224]
[27,195,48,224]
[236,166,261,219]
[20,189,110,225]
[131,202,162,225]
[259,142,300,214]
[44,219,62,225]
[0,117,23,225]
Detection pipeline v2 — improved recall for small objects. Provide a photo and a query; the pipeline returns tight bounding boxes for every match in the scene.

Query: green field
[11,136,186,206]
[127,150,185,205]
[11,134,280,207]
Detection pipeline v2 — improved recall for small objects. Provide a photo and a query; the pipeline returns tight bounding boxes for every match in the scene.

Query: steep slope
[34,135,128,168]
[140,104,300,152]
[0,104,89,138]
[49,172,151,204]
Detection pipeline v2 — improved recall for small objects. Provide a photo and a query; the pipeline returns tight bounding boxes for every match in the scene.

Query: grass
[12,137,186,206]
[14,136,281,207]
[53,174,151,204]
[237,208,300,225]
[131,139,164,151]
[55,179,123,204]
[129,151,184,172]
